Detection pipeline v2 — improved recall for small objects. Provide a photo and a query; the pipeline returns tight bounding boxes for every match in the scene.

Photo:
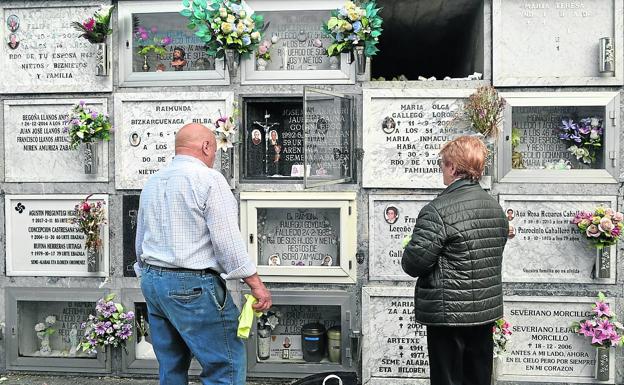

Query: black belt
[144,263,220,276]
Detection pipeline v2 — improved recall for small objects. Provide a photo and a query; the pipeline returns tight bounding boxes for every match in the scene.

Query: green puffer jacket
[401,179,508,326]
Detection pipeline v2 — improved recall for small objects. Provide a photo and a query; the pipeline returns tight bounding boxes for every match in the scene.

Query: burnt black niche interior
[372,0,484,80]
[122,195,140,277]
[243,97,304,180]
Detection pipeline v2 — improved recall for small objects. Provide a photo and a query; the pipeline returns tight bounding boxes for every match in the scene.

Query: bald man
[135,123,271,385]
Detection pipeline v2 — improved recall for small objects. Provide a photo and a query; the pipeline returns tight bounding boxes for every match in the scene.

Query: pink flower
[593,301,611,318]
[586,224,601,237]
[609,331,621,344]
[605,208,615,217]
[579,320,594,337]
[599,217,614,232]
[83,18,95,32]
[150,25,158,33]
[611,226,621,237]
[81,202,91,213]
[139,31,149,40]
[592,329,607,345]
[161,36,173,45]
[258,45,268,55]
[613,212,624,222]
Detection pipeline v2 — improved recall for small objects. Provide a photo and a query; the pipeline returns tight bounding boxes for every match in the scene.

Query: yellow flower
[244,17,253,26]
[221,22,233,34]
[226,14,236,23]
[345,1,355,9]
[239,10,246,18]
[236,22,245,33]
[219,8,227,18]
[347,10,360,21]
[343,21,353,31]
[592,216,601,225]
[251,31,261,41]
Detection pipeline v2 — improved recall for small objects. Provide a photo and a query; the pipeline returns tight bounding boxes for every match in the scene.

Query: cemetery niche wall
[0,1,113,93]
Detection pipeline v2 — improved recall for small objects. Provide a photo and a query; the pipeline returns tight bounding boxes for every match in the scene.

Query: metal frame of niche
[243,289,356,378]
[361,286,429,385]
[501,296,616,384]
[497,92,620,184]
[3,98,109,183]
[120,288,202,374]
[117,0,227,87]
[4,194,110,278]
[240,0,356,84]
[492,0,624,86]
[113,92,234,190]
[239,191,357,283]
[5,287,110,372]
[0,1,113,94]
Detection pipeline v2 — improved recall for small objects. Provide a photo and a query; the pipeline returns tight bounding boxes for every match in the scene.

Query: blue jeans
[140,265,246,385]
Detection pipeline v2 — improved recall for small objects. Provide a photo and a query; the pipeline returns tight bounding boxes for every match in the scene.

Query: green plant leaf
[180,9,192,17]
[371,30,381,38]
[182,0,190,7]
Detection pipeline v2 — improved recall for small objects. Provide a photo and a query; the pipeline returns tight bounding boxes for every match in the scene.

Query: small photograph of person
[282,336,291,348]
[321,255,333,266]
[316,117,329,135]
[7,15,19,33]
[7,33,19,50]
[129,132,141,147]
[269,129,279,145]
[508,224,516,239]
[385,205,399,224]
[251,129,262,145]
[381,116,396,135]
[506,209,514,222]
[268,254,281,266]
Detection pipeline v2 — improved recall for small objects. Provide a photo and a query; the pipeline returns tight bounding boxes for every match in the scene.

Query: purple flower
[161,36,173,45]
[137,26,146,34]
[125,311,135,320]
[79,100,86,107]
[579,320,595,337]
[594,301,611,317]
[592,329,607,345]
[609,331,621,344]
[596,319,614,334]
[94,322,107,335]
[90,112,98,120]
[116,327,132,339]
[140,31,149,40]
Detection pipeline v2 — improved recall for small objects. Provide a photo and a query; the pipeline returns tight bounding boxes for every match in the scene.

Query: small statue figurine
[69,325,78,356]
[171,47,187,71]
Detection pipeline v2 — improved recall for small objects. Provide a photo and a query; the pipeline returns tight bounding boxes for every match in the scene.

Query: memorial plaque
[502,296,614,383]
[493,0,623,86]
[500,195,617,283]
[4,99,109,182]
[363,89,473,189]
[5,194,110,277]
[0,2,113,93]
[368,195,435,281]
[114,92,232,190]
[362,287,429,385]
[257,208,340,267]
[18,300,96,358]
[122,195,140,277]
[259,304,341,364]
[512,105,605,170]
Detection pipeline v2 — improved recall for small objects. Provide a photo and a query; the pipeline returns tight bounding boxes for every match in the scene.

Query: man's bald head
[175,123,217,167]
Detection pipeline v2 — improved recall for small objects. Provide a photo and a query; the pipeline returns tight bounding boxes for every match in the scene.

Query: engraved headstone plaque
[493,0,623,86]
[5,194,110,277]
[4,99,109,182]
[368,195,435,281]
[502,296,614,383]
[122,195,140,277]
[114,92,232,190]
[362,287,429,385]
[363,89,472,189]
[0,2,113,93]
[500,195,617,283]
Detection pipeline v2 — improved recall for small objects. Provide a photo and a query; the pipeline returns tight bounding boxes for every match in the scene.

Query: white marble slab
[362,89,476,189]
[114,92,233,190]
[5,194,109,277]
[493,0,624,86]
[0,1,113,93]
[500,195,617,284]
[4,98,109,182]
[368,195,436,281]
[501,296,615,384]
[362,286,429,385]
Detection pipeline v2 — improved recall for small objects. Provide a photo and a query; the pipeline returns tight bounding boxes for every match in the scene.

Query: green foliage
[322,0,383,57]
[72,5,115,44]
[66,102,112,150]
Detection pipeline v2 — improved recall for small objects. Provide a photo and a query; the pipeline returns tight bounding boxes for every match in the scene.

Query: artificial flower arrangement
[180,0,264,58]
[256,36,277,62]
[258,310,280,331]
[558,117,603,165]
[322,0,383,58]
[571,292,623,348]
[65,101,112,150]
[72,5,115,44]
[35,316,57,339]
[212,103,239,152]
[571,207,623,249]
[493,318,512,358]
[134,23,173,58]
[79,294,134,354]
[70,194,107,252]
[461,86,506,140]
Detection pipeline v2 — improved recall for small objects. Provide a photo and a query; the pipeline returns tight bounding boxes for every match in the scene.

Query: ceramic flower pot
[595,247,610,279]
[354,45,366,75]
[82,142,98,174]
[136,336,156,359]
[95,43,108,76]
[595,347,610,381]
[224,48,240,78]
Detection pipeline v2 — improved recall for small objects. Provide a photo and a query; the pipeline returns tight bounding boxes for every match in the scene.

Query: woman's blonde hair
[439,136,488,182]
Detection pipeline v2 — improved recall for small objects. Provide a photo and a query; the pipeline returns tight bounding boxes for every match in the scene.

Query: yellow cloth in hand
[401,235,411,249]
[238,294,262,339]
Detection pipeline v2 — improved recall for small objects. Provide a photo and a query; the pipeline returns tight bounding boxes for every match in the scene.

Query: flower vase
[224,48,240,78]
[95,42,108,76]
[136,336,156,359]
[257,58,267,71]
[142,55,150,72]
[82,142,98,174]
[354,46,366,75]
[257,326,271,360]
[599,37,615,77]
[595,347,610,381]
[86,247,100,273]
[39,334,51,355]
[491,356,503,385]
[595,247,610,279]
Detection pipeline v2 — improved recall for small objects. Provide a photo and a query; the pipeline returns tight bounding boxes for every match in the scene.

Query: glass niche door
[240,192,357,283]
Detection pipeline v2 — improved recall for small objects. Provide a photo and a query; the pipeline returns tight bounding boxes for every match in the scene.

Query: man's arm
[243,273,272,311]
[401,204,445,278]
[133,204,145,276]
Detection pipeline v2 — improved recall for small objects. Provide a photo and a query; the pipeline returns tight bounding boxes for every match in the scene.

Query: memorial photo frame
[498,92,620,184]
[117,1,227,87]
[240,192,357,283]
[240,0,356,84]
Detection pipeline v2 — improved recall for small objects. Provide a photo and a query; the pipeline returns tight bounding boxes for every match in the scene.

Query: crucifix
[253,110,279,175]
